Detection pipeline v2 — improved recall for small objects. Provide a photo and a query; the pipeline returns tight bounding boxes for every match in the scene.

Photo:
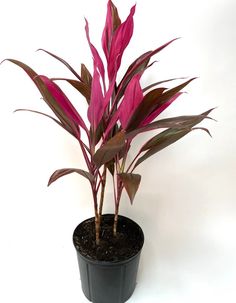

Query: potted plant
[4,1,214,302]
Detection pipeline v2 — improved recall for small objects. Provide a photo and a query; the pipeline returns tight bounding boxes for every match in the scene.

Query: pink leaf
[85,19,105,85]
[87,63,104,130]
[141,92,182,126]
[107,5,136,81]
[119,74,143,129]
[102,1,113,60]
[104,108,121,139]
[39,75,87,131]
[102,1,121,60]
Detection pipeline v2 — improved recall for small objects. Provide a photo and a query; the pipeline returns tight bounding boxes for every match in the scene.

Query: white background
[0,0,235,302]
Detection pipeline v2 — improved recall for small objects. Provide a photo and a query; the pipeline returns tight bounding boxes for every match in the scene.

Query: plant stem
[93,192,100,245]
[99,166,107,217]
[95,212,100,245]
[92,188,100,245]
[113,178,122,236]
[126,150,142,173]
[113,203,119,236]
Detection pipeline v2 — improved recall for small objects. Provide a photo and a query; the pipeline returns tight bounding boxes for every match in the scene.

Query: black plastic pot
[73,214,144,303]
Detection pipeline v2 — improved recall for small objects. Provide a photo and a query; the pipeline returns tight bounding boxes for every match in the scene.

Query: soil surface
[73,215,144,262]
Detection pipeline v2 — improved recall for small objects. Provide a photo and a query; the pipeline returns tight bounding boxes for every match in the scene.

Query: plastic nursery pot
[73,214,144,303]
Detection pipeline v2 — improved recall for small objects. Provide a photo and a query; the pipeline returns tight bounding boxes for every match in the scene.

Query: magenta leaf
[48,168,94,186]
[5,59,81,137]
[87,63,104,130]
[102,0,121,60]
[107,5,136,81]
[104,108,121,138]
[127,78,196,131]
[39,75,87,131]
[85,19,105,85]
[126,87,166,131]
[118,173,141,204]
[119,74,143,129]
[102,0,113,60]
[52,78,91,103]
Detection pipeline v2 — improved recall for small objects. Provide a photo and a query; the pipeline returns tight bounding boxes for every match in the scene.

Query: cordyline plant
[5,0,213,245]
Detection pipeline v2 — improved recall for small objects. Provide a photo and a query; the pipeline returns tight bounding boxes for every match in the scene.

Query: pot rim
[73,214,144,266]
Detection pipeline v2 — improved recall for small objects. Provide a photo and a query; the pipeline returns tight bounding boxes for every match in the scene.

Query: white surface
[0,0,235,302]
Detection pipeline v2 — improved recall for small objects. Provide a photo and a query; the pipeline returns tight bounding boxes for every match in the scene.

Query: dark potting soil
[73,215,144,262]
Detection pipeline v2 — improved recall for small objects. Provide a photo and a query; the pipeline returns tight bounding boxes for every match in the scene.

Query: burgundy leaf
[118,173,141,204]
[192,127,212,137]
[37,49,82,81]
[142,77,187,93]
[133,108,214,168]
[52,78,91,103]
[117,38,178,102]
[126,87,166,131]
[126,109,214,139]
[134,128,191,168]
[5,59,80,137]
[127,78,195,131]
[81,63,92,90]
[141,92,182,126]
[14,108,73,135]
[48,168,94,186]
[93,131,126,167]
[110,0,122,31]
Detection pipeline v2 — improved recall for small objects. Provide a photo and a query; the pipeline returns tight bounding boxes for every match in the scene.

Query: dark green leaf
[48,168,94,186]
[93,131,126,167]
[118,173,141,204]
